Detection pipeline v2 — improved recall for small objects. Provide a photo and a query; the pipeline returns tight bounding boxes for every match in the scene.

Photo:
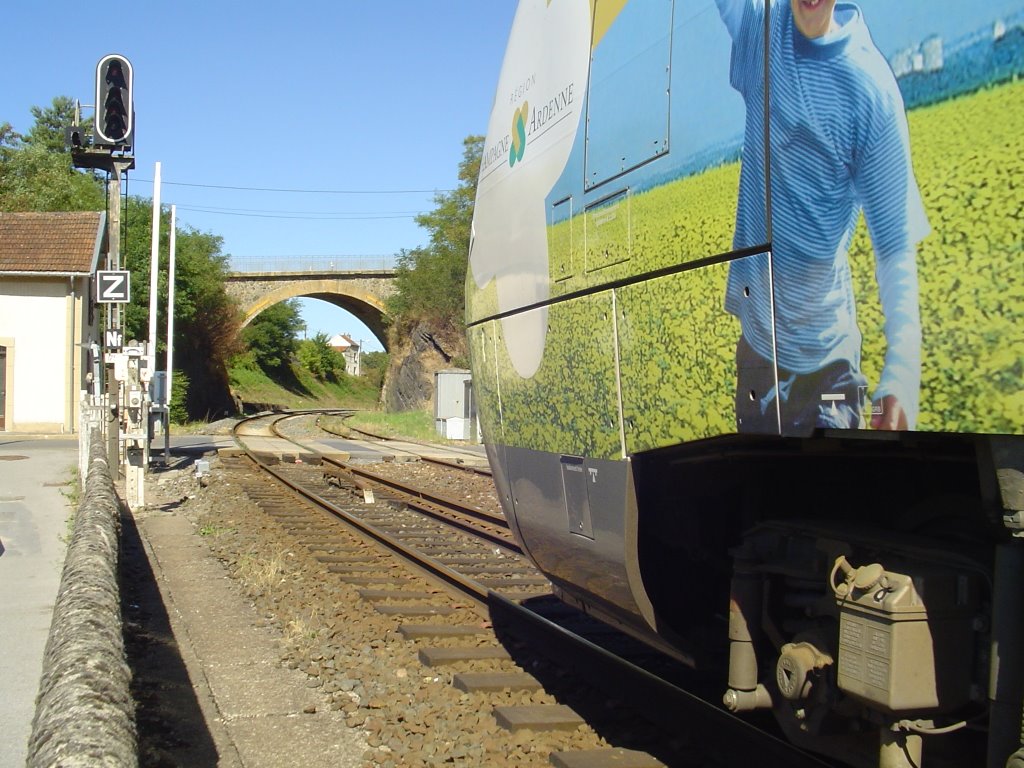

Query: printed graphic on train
[469,0,1024,458]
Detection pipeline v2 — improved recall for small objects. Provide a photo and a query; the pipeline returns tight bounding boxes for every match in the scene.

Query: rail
[316,413,492,477]
[228,411,833,768]
[231,414,500,605]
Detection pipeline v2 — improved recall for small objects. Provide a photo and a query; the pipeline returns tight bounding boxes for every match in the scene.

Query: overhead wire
[174,205,424,221]
[132,177,453,195]
[127,176,442,220]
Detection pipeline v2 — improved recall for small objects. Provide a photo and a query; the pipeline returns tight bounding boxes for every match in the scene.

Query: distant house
[0,211,106,433]
[328,333,361,375]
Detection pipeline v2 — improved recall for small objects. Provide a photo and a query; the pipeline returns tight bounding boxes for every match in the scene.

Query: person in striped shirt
[714,0,930,435]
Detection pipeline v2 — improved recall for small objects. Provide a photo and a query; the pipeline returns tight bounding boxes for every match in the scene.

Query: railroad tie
[416,546,466,556]
[374,603,455,616]
[452,671,542,693]
[343,576,413,587]
[398,624,487,640]
[492,704,583,732]
[326,564,389,574]
[300,540,363,550]
[434,556,509,565]
[314,554,376,564]
[357,589,439,602]
[447,562,536,574]
[477,576,550,588]
[418,646,511,666]
[548,748,668,768]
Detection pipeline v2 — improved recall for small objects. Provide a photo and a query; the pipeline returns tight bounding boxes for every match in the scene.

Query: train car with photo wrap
[466,1,1024,767]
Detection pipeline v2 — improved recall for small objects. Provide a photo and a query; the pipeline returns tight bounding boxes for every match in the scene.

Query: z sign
[96,270,130,303]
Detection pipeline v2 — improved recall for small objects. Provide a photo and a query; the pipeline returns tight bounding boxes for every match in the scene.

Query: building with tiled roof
[328,332,362,375]
[0,211,107,433]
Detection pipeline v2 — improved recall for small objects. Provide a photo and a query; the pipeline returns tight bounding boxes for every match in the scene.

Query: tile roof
[0,211,106,274]
[329,333,360,349]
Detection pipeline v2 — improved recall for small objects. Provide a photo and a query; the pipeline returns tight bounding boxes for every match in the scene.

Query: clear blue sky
[2,1,519,351]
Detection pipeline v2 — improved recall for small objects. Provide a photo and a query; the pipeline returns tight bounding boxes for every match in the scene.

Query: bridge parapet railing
[229,255,398,273]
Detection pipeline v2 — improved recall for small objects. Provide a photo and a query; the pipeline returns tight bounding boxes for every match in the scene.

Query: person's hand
[871,394,908,430]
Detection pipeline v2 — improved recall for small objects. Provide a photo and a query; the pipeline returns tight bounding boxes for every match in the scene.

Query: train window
[549,196,577,282]
[585,0,672,191]
[585,188,631,272]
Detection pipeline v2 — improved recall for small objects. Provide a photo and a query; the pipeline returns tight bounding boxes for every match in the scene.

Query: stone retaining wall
[26,430,136,767]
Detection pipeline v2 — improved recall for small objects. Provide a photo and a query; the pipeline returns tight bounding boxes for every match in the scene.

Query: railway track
[315,411,494,477]
[219,411,833,767]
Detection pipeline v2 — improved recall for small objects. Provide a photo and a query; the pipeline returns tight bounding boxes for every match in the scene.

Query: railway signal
[94,54,133,147]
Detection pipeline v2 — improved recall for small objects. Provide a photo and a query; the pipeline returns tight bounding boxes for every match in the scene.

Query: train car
[466,1,1024,767]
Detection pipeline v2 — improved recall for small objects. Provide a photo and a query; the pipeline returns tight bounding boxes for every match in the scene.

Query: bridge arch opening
[226,272,395,352]
[295,295,388,352]
[243,290,389,352]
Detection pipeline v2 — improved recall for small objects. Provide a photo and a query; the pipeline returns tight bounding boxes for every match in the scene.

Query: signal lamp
[94,54,134,147]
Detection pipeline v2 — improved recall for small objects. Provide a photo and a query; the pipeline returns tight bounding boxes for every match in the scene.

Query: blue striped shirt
[716,0,929,426]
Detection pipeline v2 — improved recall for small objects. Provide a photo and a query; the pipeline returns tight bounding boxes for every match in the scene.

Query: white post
[147,161,161,364]
[165,205,177,464]
[143,161,161,475]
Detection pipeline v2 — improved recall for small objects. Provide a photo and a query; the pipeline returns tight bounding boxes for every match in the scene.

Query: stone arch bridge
[224,257,398,350]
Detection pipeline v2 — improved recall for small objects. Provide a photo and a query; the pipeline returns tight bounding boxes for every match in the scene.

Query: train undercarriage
[630,432,1024,768]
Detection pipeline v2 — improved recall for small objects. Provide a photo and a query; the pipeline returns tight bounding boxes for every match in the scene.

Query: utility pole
[105,157,134,470]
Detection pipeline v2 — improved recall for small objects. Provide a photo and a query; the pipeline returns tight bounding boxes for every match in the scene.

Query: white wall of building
[0,278,85,433]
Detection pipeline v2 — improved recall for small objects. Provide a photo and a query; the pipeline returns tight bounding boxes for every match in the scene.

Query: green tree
[165,227,242,418]
[297,332,347,381]
[0,97,103,212]
[24,97,81,153]
[387,135,482,336]
[359,350,389,390]
[242,300,303,373]
[121,198,242,419]
[0,122,21,152]
[0,144,104,211]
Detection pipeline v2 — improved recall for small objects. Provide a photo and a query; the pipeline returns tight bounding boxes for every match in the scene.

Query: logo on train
[510,101,529,167]
[481,76,576,177]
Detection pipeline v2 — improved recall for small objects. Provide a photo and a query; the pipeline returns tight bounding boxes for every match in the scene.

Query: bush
[168,369,190,424]
[297,334,347,381]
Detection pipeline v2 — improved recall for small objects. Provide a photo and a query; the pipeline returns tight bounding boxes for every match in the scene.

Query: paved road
[0,438,76,768]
